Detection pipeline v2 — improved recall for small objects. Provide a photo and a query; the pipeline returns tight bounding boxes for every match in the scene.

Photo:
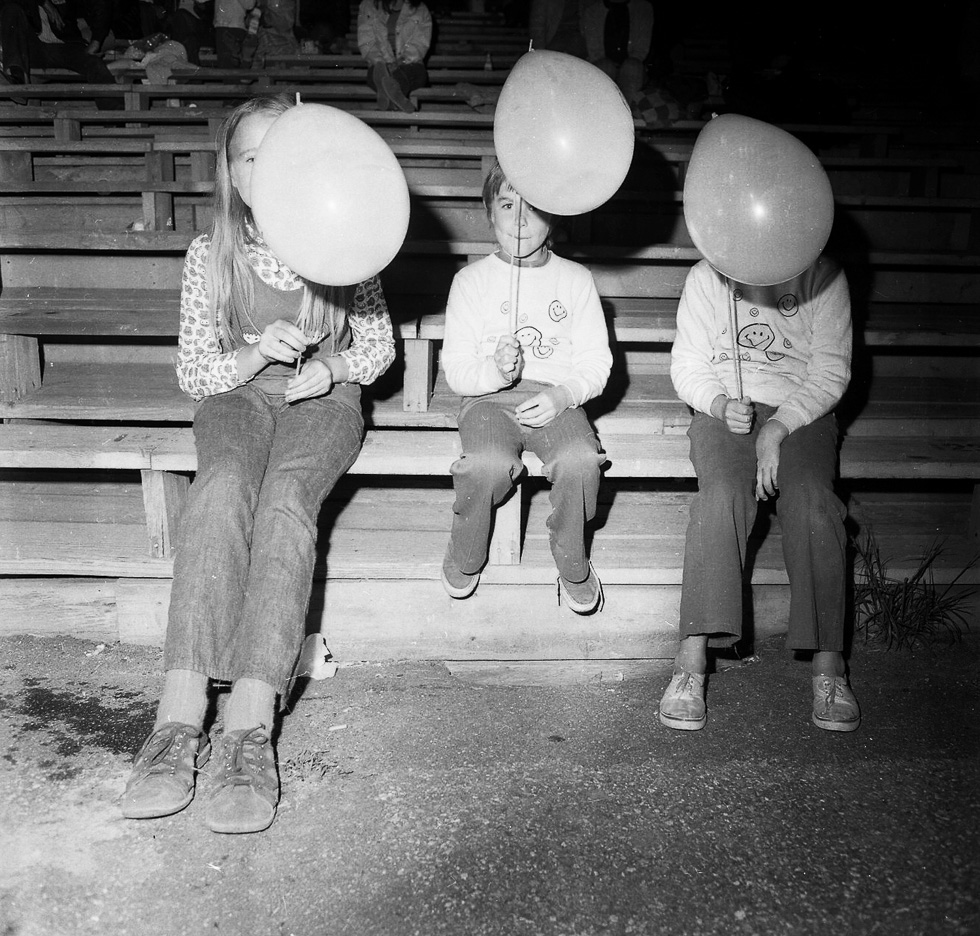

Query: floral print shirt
[176,231,396,401]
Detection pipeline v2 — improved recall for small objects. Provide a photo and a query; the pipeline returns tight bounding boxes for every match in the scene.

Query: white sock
[154,668,208,731]
[223,677,276,734]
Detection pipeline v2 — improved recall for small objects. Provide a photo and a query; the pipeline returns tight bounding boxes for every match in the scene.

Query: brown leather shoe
[206,727,280,834]
[120,723,211,819]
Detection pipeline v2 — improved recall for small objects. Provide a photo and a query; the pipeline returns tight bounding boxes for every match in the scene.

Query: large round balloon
[683,113,834,286]
[493,51,634,216]
[250,104,410,286]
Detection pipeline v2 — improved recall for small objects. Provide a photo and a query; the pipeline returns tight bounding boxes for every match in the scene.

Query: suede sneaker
[441,545,480,599]
[119,722,211,819]
[382,74,417,113]
[206,727,280,834]
[659,671,707,731]
[812,675,861,732]
[557,565,603,615]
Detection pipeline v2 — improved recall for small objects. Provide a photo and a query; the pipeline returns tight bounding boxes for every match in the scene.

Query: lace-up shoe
[119,723,211,819]
[206,727,280,834]
[659,671,707,731]
[812,676,861,732]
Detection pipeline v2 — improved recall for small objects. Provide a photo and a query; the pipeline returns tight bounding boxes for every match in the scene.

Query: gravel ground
[1,631,977,936]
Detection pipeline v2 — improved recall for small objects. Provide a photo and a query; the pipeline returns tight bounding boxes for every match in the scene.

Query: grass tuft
[852,532,976,651]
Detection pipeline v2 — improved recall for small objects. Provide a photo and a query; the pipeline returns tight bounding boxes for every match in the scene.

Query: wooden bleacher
[0,22,977,664]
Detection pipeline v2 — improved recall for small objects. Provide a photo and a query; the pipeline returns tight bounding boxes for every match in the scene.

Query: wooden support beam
[0,334,41,402]
[140,468,189,558]
[144,150,175,230]
[53,115,81,141]
[402,337,434,412]
[0,149,32,181]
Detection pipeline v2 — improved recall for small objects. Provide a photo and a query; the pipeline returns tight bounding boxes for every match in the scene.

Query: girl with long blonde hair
[120,94,396,834]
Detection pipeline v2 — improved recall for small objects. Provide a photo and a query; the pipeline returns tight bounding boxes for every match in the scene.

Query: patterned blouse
[176,231,396,401]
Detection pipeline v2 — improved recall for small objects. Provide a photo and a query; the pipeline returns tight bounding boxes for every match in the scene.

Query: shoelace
[671,672,702,697]
[815,676,840,703]
[134,725,205,777]
[219,728,272,789]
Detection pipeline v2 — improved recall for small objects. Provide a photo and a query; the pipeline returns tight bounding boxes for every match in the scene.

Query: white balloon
[251,104,410,285]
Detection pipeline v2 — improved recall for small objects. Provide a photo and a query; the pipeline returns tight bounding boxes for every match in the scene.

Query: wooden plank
[1,354,977,433]
[0,424,160,469]
[0,577,120,642]
[1,476,976,588]
[1,288,974,349]
[3,419,979,487]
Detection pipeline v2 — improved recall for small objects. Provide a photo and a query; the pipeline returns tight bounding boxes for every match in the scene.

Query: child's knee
[543,445,604,489]
[452,451,523,494]
[698,476,752,513]
[778,479,845,525]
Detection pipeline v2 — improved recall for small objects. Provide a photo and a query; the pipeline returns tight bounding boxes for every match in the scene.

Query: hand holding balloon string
[494,334,523,381]
[256,319,307,366]
[711,393,754,434]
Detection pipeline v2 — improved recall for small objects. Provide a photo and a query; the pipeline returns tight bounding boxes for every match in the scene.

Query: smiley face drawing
[777,294,799,316]
[514,325,554,358]
[737,322,785,361]
[548,300,568,322]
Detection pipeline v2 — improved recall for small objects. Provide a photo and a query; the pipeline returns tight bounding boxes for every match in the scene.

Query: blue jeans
[449,383,605,582]
[164,384,364,691]
[679,406,847,651]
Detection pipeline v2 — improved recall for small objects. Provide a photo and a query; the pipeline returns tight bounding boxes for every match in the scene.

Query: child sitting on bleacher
[440,161,612,614]
[660,254,862,733]
[119,93,395,834]
[356,0,431,114]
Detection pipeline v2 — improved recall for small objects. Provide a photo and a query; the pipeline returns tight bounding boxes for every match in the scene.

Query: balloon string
[508,194,524,335]
[294,92,304,375]
[295,302,309,375]
[726,277,743,400]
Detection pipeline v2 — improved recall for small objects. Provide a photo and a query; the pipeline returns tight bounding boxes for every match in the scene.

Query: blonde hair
[208,93,348,353]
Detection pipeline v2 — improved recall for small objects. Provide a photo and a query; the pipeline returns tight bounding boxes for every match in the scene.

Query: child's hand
[494,334,523,382]
[257,319,308,365]
[285,359,334,403]
[515,386,573,428]
[713,395,755,434]
[755,418,789,500]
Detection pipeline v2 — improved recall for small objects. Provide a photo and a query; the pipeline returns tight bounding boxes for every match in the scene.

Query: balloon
[250,104,410,286]
[493,51,635,216]
[682,113,834,286]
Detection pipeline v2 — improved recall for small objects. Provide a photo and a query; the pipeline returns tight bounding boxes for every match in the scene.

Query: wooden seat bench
[1,422,976,579]
[0,137,966,216]
[104,64,508,88]
[0,119,976,648]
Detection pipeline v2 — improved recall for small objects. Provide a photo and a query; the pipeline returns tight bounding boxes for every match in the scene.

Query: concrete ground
[0,630,977,936]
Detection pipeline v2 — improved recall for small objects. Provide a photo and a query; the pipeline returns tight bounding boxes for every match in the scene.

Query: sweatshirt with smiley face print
[670,256,852,435]
[442,251,612,407]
